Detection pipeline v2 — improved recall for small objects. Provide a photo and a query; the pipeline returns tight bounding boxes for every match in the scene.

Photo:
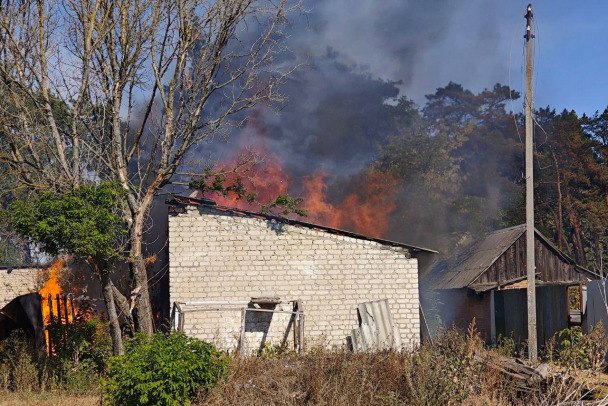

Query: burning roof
[166,195,437,255]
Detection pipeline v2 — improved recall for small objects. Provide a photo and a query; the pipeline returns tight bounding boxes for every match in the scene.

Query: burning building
[166,196,436,352]
[424,225,599,347]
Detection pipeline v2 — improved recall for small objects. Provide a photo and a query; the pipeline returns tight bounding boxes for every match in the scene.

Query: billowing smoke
[179,0,525,257]
[203,1,514,177]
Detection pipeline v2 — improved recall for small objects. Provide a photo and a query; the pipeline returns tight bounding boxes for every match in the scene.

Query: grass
[0,392,99,406]
[199,327,608,405]
[2,325,608,405]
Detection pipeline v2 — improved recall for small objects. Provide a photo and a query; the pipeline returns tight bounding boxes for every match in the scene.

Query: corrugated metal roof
[429,225,526,289]
[167,195,438,254]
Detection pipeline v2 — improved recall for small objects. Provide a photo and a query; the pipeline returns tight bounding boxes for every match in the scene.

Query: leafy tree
[5,182,127,354]
[0,0,296,335]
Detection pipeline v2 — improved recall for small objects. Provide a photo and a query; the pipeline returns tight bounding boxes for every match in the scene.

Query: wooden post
[524,3,538,360]
[55,294,62,324]
[48,295,54,325]
[239,308,247,356]
[47,295,54,354]
[63,295,70,324]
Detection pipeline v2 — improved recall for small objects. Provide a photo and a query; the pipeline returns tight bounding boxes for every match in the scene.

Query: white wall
[0,268,40,307]
[169,205,420,352]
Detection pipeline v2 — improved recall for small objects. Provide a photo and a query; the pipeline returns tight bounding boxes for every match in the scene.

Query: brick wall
[0,268,41,307]
[169,205,420,352]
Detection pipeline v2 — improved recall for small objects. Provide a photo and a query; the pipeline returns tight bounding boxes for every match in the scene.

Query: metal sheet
[583,280,608,334]
[351,299,401,352]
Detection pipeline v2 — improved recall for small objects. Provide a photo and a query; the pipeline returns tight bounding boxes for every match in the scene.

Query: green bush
[103,332,228,406]
[47,314,112,374]
[550,324,608,370]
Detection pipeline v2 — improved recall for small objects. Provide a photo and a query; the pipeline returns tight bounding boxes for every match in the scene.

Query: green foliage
[493,334,517,357]
[47,315,112,375]
[189,166,307,217]
[549,324,608,370]
[261,195,307,216]
[0,317,111,394]
[5,182,126,262]
[103,332,228,406]
[189,167,252,201]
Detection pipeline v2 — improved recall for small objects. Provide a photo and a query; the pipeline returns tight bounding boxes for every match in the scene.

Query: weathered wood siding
[494,285,568,347]
[472,233,584,289]
[438,288,492,342]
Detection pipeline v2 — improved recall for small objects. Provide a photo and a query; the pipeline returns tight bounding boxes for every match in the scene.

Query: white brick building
[0,266,41,307]
[168,196,435,352]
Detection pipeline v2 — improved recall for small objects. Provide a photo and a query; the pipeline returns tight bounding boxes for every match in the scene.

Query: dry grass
[200,327,608,406]
[0,392,99,406]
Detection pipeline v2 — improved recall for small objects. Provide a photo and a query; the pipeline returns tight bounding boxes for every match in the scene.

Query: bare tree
[0,0,295,334]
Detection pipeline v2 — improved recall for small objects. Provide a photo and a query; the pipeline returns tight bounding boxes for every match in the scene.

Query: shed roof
[427,224,596,290]
[167,195,438,254]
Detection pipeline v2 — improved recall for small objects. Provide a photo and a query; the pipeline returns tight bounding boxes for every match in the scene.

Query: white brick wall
[169,206,420,352]
[0,268,41,307]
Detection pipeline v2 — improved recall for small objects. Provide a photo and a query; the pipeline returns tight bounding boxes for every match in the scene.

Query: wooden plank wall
[474,234,583,288]
[494,286,568,347]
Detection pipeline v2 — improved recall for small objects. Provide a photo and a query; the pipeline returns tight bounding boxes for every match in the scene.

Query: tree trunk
[565,193,587,266]
[100,273,124,356]
[130,209,154,334]
[552,150,565,249]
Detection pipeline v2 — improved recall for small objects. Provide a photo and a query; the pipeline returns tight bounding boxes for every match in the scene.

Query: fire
[211,149,291,211]
[39,259,63,324]
[204,145,398,238]
[302,170,398,237]
[198,108,398,237]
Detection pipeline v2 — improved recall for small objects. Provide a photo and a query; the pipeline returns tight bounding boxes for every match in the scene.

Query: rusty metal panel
[351,299,401,352]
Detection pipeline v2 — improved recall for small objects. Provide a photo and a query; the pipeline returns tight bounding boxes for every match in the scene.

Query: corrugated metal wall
[584,280,608,333]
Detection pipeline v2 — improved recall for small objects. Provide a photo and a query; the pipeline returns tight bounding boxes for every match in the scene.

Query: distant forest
[369,82,607,272]
[1,80,607,273]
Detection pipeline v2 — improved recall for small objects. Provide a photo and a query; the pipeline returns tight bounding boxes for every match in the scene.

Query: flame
[204,143,398,238]
[211,149,290,211]
[302,170,398,237]
[39,259,63,324]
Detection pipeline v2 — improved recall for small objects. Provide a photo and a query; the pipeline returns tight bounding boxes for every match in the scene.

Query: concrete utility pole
[524,3,537,361]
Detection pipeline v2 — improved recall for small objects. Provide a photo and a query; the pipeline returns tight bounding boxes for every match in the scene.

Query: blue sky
[297,1,608,116]
[526,1,608,115]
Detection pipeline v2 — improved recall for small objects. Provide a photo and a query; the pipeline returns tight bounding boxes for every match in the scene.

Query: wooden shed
[424,225,598,347]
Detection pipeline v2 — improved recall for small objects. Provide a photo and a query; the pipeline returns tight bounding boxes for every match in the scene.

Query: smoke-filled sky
[286,0,607,115]
[204,1,608,178]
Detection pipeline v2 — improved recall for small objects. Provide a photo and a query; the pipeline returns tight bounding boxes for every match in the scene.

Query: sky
[527,1,608,115]
[288,0,608,116]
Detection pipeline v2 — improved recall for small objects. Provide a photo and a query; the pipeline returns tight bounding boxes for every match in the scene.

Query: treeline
[371,82,607,271]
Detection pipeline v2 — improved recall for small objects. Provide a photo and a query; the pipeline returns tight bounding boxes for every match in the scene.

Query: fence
[171,299,305,354]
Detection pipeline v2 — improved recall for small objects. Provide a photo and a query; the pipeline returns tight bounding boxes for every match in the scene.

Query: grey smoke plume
[206,1,515,177]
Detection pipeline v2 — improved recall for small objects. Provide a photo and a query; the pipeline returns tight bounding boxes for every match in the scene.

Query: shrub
[0,331,40,392]
[551,323,608,371]
[47,314,112,373]
[103,332,228,406]
[42,315,111,393]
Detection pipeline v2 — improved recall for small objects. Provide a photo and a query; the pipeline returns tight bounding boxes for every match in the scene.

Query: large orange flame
[302,170,398,237]
[204,143,398,238]
[39,259,63,324]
